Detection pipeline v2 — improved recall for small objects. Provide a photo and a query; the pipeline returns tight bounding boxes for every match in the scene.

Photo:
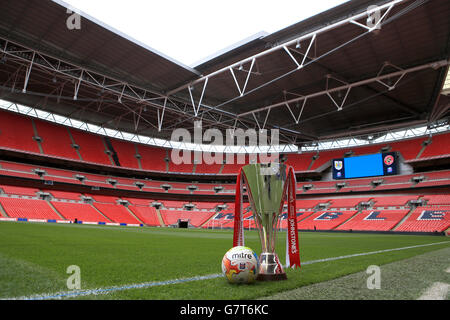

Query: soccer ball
[222,246,259,284]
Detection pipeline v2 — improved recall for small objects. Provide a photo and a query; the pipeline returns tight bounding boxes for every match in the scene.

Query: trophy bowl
[241,162,288,281]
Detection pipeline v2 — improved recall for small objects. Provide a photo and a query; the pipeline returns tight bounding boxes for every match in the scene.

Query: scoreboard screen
[332,152,398,180]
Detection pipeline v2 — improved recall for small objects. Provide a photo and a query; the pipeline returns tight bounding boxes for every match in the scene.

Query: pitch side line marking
[299,241,450,266]
[5,240,450,300]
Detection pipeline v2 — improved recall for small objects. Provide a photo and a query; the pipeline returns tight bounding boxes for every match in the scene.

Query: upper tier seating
[194,153,223,174]
[309,149,347,171]
[70,128,112,165]
[285,153,313,172]
[1,109,450,174]
[137,145,167,172]
[168,149,195,173]
[109,138,140,169]
[419,133,450,159]
[389,138,428,161]
[0,111,40,153]
[220,154,250,174]
[34,119,79,160]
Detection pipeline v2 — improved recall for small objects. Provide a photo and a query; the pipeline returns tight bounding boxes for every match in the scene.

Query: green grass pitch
[0,221,448,300]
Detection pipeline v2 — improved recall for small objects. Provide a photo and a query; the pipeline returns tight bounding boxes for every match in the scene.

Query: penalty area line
[5,240,450,300]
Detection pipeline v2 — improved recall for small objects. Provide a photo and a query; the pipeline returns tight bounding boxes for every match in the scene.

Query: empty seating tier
[93,203,141,225]
[395,207,450,232]
[0,111,40,153]
[0,198,60,220]
[336,210,410,231]
[127,206,160,226]
[35,119,79,160]
[51,201,109,223]
[297,210,358,230]
[160,210,215,227]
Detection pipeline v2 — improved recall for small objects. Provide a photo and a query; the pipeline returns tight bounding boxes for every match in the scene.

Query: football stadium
[0,0,449,306]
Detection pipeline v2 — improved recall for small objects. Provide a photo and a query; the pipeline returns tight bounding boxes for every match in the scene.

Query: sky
[63,0,349,68]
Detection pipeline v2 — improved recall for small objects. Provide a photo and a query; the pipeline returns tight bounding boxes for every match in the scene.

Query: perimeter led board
[332,152,398,180]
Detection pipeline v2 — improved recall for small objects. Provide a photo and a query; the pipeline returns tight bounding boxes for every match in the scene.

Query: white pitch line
[5,240,450,300]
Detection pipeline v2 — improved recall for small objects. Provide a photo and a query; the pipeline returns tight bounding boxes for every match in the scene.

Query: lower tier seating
[297,210,358,230]
[159,210,215,227]
[93,203,142,224]
[0,183,448,233]
[127,206,160,227]
[0,197,60,220]
[395,207,450,232]
[51,201,110,223]
[335,210,410,231]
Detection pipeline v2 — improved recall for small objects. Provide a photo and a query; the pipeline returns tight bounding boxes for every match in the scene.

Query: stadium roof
[0,0,449,147]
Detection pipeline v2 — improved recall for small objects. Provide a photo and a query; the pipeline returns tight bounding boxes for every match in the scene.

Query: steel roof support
[22,51,35,93]
[166,0,407,118]
[238,60,449,118]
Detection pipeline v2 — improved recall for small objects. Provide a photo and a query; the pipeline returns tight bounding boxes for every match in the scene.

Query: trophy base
[256,273,287,281]
[256,252,287,281]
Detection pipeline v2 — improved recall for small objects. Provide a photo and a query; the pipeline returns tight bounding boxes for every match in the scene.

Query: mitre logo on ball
[222,246,259,284]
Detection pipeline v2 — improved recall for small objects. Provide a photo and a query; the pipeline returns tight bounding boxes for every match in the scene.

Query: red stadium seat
[336,210,410,231]
[0,198,60,220]
[395,206,450,232]
[0,111,40,154]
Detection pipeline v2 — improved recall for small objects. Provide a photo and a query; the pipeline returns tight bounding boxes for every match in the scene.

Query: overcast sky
[63,0,348,67]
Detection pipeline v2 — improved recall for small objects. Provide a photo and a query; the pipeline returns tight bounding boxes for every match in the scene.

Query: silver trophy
[242,162,287,281]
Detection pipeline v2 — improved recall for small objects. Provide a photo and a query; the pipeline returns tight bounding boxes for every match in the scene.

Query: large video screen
[332,152,398,180]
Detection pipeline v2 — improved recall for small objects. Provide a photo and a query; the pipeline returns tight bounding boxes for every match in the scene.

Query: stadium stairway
[124,206,145,225]
[199,212,219,228]
[391,207,416,231]
[66,128,84,161]
[46,200,66,220]
[334,210,361,230]
[89,204,113,223]
[0,201,8,217]
[415,139,430,159]
[156,208,165,227]
[31,119,44,155]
